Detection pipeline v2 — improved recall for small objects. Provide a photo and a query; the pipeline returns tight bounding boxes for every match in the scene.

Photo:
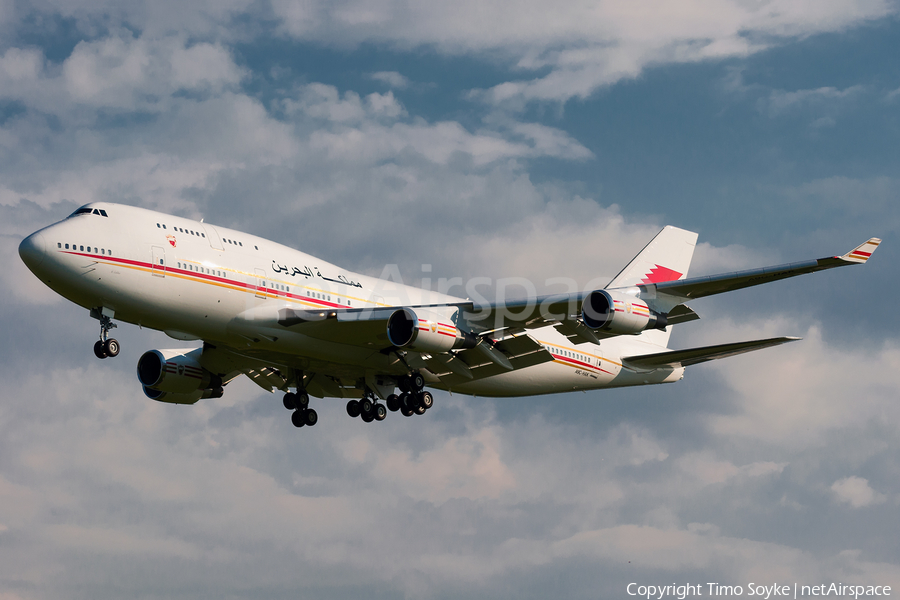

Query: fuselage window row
[60,243,112,256]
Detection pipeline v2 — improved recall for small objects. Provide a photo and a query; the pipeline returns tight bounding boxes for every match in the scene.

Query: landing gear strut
[93,312,119,359]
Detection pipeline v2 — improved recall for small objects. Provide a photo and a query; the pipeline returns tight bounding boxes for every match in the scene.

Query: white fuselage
[21,203,683,398]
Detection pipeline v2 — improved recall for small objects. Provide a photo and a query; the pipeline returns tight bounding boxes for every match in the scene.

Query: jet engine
[581,290,667,334]
[137,348,223,405]
[387,308,477,353]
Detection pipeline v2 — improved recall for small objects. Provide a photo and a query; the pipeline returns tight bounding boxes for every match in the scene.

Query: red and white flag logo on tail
[640,264,683,285]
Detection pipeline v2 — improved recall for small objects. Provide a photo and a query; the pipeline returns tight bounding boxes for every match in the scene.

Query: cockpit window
[69,207,109,218]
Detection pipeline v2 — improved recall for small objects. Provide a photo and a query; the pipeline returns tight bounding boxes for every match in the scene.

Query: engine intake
[137,348,222,400]
[582,290,667,334]
[387,308,477,353]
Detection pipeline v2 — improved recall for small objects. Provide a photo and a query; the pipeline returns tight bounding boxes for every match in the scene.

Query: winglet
[840,238,881,264]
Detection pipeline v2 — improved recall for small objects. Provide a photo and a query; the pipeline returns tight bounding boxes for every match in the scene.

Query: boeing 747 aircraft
[18,203,880,429]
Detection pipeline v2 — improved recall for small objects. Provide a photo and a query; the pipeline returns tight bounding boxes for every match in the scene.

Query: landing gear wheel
[401,407,414,417]
[93,340,107,359]
[411,373,425,391]
[283,392,297,410]
[296,392,310,409]
[361,410,375,423]
[374,404,387,421]
[386,394,400,412]
[398,378,410,393]
[303,408,318,427]
[103,338,120,357]
[414,404,427,415]
[399,393,415,411]
[291,410,306,428]
[359,398,373,415]
[346,400,360,418]
[418,391,434,410]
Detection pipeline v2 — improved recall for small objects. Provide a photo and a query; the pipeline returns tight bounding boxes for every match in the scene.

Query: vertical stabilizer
[607,226,698,347]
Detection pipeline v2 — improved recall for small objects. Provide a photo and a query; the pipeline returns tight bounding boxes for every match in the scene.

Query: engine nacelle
[387,307,477,353]
[582,290,667,334]
[142,386,224,405]
[137,348,223,400]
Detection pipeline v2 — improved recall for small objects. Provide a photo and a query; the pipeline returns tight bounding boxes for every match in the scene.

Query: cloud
[0,35,245,115]
[831,477,887,508]
[761,85,864,117]
[369,70,409,89]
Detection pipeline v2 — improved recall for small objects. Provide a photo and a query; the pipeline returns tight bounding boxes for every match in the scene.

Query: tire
[414,404,426,415]
[386,394,400,412]
[418,391,434,410]
[398,378,410,393]
[283,393,297,410]
[103,338,120,357]
[359,398,373,415]
[399,393,415,411]
[401,407,414,417]
[297,392,310,408]
[346,400,360,418]
[411,373,425,391]
[361,411,375,423]
[93,340,107,359]
[291,410,306,427]
[374,404,387,421]
[303,408,318,426]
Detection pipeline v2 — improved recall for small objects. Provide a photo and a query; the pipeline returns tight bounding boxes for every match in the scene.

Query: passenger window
[57,242,61,248]
[65,244,69,249]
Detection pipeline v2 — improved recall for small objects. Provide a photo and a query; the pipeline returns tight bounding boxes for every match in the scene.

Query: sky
[2,1,900,599]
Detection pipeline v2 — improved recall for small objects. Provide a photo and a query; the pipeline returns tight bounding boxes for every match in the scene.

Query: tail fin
[607,225,698,289]
[607,226,698,348]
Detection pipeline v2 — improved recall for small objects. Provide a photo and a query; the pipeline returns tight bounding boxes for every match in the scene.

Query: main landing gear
[283,390,317,428]
[345,373,434,423]
[93,313,119,359]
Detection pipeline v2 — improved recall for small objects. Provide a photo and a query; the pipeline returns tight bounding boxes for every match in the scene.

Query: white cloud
[369,70,409,88]
[266,0,895,107]
[762,85,864,117]
[831,476,887,508]
[0,35,245,114]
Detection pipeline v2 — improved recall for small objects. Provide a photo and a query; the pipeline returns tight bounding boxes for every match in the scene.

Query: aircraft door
[255,268,267,299]
[151,246,166,277]
[201,223,225,250]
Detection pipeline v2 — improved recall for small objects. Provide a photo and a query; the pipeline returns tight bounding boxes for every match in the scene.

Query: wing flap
[622,336,801,371]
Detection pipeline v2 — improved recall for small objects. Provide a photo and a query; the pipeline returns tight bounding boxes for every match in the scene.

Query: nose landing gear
[92,310,119,359]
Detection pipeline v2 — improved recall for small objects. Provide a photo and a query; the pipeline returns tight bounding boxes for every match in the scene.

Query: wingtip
[841,237,881,264]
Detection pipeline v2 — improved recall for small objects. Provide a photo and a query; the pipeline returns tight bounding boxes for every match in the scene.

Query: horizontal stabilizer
[622,336,801,371]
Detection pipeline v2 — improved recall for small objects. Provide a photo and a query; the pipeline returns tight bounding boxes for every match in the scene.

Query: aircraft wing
[636,238,881,312]
[457,237,881,332]
[621,336,800,371]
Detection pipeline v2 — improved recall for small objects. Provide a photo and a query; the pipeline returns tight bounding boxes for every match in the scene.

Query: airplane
[18,203,880,429]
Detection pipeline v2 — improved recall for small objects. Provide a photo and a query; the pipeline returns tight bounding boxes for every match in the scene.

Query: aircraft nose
[19,231,47,271]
